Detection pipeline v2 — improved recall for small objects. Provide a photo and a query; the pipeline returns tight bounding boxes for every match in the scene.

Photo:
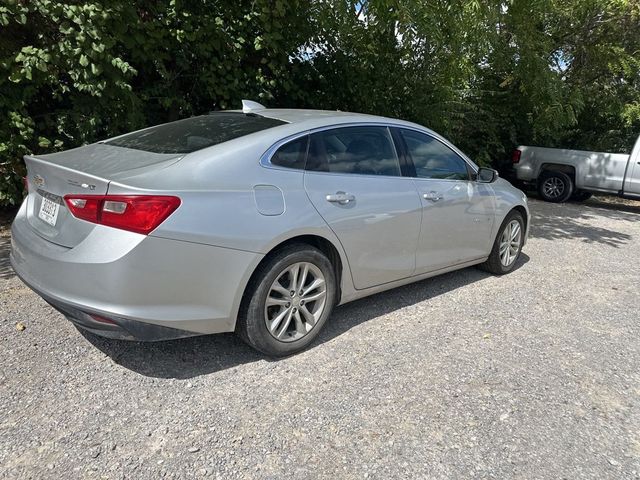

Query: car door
[303,125,422,290]
[396,128,495,274]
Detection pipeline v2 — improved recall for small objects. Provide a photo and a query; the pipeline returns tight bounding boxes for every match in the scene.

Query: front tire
[480,211,525,275]
[237,244,337,357]
[538,171,574,202]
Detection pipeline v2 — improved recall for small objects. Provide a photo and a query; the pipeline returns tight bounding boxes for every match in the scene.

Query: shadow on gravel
[0,236,14,279]
[81,254,529,379]
[582,198,640,215]
[80,329,264,379]
[316,254,529,347]
[519,189,640,215]
[0,207,17,279]
[528,201,634,247]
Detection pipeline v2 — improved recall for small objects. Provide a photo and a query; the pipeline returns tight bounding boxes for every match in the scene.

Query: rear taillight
[66,196,102,223]
[512,149,522,164]
[23,176,29,192]
[63,195,180,235]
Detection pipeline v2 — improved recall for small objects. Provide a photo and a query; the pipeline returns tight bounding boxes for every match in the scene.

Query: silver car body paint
[11,109,529,337]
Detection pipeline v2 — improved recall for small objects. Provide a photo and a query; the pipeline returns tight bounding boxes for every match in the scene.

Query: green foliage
[0,0,312,205]
[1,0,639,205]
[290,0,640,167]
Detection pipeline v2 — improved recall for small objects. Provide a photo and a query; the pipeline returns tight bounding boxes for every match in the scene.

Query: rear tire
[538,171,574,202]
[236,244,337,357]
[480,210,525,275]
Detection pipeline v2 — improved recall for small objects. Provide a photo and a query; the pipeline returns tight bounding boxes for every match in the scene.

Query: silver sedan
[10,101,529,356]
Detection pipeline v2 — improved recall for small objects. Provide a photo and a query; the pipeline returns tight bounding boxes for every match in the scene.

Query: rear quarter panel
[108,140,340,254]
[106,135,356,308]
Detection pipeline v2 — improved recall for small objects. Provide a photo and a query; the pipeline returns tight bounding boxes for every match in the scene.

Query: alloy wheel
[264,262,327,342]
[499,220,522,267]
[542,177,565,199]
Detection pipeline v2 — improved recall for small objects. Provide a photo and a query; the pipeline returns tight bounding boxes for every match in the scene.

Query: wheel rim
[499,220,522,267]
[264,262,327,342]
[542,177,565,199]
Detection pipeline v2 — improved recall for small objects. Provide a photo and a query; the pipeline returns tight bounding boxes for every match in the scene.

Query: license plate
[38,196,60,226]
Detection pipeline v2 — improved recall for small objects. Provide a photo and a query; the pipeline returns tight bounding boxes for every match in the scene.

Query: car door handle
[423,191,443,202]
[326,192,355,204]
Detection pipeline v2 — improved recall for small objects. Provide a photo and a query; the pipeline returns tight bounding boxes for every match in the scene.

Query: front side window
[107,113,286,154]
[401,129,469,180]
[307,126,401,176]
[270,136,308,170]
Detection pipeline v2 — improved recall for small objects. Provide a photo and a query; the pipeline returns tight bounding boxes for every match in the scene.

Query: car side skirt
[338,256,488,305]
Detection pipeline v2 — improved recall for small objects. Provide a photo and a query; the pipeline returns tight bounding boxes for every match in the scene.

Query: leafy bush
[0,0,311,206]
[1,0,638,206]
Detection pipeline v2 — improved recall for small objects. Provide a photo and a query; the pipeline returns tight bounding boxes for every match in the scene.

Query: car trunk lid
[24,144,182,247]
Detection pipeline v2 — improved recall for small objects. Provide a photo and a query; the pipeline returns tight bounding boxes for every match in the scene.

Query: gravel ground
[1,197,639,479]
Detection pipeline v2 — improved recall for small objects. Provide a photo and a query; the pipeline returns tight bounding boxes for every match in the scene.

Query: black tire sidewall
[486,211,525,274]
[240,246,336,357]
[538,171,573,202]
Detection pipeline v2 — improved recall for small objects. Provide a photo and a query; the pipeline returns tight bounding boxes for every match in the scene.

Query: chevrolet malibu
[10,101,529,356]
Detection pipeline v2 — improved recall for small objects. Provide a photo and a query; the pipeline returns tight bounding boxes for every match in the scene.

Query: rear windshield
[106,113,286,154]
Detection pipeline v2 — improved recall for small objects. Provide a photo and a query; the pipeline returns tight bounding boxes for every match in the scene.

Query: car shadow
[0,235,13,279]
[527,199,636,248]
[582,197,640,215]
[82,254,529,379]
[0,207,18,280]
[522,189,640,214]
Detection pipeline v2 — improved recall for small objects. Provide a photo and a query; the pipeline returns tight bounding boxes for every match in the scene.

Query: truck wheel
[538,171,574,202]
[571,190,592,202]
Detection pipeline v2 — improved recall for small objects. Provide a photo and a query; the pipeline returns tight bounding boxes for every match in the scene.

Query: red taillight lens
[23,176,29,192]
[65,196,102,223]
[100,196,181,234]
[512,149,522,164]
[64,195,181,235]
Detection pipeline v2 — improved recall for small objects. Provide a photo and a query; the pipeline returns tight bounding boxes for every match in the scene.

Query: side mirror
[477,167,499,183]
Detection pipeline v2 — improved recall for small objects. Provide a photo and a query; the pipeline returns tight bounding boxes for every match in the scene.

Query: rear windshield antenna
[242,99,266,114]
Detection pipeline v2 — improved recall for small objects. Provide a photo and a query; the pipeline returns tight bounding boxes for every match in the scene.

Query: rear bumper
[28,283,197,341]
[10,201,263,339]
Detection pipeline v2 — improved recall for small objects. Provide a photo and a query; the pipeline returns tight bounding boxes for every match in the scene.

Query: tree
[0,0,312,206]
[1,0,639,206]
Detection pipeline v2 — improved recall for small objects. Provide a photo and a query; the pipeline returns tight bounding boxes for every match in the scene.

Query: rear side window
[107,113,286,154]
[270,136,308,170]
[307,126,401,176]
[401,129,470,180]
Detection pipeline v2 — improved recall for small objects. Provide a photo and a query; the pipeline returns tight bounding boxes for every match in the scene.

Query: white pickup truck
[512,135,640,202]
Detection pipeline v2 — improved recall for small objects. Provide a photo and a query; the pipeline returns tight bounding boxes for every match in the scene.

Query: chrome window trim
[258,122,479,177]
[397,127,478,182]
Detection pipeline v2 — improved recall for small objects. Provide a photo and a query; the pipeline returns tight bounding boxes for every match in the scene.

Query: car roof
[227,108,423,130]
[172,107,478,171]
[256,108,376,123]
